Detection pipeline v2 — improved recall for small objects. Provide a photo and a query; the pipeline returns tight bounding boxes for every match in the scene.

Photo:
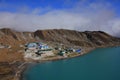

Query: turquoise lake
[23,47,120,80]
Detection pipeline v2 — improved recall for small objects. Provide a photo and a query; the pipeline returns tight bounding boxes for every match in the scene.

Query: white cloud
[0,10,90,31]
[107,19,120,37]
[0,1,120,37]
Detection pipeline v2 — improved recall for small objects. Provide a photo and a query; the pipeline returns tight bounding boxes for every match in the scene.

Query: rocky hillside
[0,28,120,80]
[34,29,120,47]
[0,28,120,48]
[0,28,120,62]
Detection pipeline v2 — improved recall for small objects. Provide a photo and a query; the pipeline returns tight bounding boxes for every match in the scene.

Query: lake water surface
[23,47,120,80]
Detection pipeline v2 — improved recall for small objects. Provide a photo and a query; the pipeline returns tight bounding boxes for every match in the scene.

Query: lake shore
[17,47,94,80]
[20,46,120,80]
[17,45,120,80]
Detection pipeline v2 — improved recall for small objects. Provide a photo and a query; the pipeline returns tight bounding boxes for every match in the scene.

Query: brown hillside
[0,28,120,62]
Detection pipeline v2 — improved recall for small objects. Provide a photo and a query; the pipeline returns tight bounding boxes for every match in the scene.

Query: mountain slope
[0,28,120,80]
[0,28,120,48]
[34,29,120,47]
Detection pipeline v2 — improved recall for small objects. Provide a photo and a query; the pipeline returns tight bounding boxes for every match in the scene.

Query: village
[0,41,83,61]
[24,42,82,60]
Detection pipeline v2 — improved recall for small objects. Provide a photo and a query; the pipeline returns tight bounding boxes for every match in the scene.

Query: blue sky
[0,0,120,37]
[0,0,120,16]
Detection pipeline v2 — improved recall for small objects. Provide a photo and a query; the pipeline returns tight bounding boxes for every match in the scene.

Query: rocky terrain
[0,28,120,80]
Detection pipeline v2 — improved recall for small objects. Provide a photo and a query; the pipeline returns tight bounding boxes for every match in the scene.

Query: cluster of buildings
[24,42,54,60]
[24,42,82,60]
[55,47,81,57]
[25,42,52,51]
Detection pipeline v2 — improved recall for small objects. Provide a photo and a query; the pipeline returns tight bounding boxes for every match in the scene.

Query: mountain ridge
[0,28,120,47]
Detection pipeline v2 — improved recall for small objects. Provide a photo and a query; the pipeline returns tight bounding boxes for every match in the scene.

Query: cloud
[0,11,89,31]
[0,1,120,37]
[107,19,120,37]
